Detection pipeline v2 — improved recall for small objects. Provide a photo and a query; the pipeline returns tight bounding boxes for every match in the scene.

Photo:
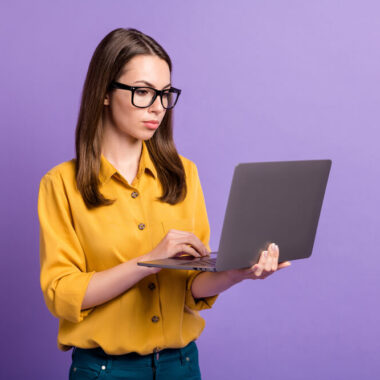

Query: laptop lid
[215,159,332,271]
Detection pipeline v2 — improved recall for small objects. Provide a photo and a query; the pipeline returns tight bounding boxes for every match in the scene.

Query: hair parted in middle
[75,27,186,209]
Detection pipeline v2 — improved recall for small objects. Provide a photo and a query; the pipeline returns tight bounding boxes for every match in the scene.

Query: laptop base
[138,254,218,272]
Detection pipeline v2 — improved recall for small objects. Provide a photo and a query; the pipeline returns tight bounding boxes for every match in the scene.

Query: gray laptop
[138,159,332,272]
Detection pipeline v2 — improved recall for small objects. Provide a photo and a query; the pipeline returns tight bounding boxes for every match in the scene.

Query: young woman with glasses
[38,28,290,379]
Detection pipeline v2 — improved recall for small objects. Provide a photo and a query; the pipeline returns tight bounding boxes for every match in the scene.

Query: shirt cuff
[52,271,96,323]
[185,270,218,311]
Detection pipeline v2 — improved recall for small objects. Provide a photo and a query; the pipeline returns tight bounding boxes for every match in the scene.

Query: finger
[258,249,268,265]
[189,233,210,256]
[175,233,209,256]
[254,250,267,277]
[264,243,276,272]
[277,261,291,270]
[247,263,258,274]
[175,244,202,258]
[166,229,189,236]
[167,230,210,255]
[272,243,279,271]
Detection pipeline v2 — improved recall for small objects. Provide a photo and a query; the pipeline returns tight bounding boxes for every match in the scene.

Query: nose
[149,94,165,113]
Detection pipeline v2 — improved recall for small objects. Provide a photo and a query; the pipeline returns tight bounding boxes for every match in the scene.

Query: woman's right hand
[141,229,210,270]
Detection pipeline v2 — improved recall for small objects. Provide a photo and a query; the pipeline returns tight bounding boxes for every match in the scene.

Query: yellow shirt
[38,141,217,355]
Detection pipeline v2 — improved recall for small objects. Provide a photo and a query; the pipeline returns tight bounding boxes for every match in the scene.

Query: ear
[104,93,110,106]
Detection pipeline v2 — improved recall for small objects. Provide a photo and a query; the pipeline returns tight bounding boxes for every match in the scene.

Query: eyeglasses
[109,81,181,110]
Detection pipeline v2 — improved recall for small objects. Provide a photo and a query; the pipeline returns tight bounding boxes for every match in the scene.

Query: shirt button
[151,315,160,323]
[148,282,156,290]
[138,223,145,230]
[131,191,139,199]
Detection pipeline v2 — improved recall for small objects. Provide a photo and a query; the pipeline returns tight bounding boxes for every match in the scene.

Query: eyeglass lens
[133,88,177,109]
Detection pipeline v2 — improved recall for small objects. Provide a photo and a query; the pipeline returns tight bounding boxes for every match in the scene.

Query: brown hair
[75,28,186,209]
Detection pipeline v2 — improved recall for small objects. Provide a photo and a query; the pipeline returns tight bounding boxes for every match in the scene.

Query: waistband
[72,341,197,369]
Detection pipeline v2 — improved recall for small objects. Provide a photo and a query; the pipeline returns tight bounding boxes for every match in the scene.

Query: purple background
[1,1,379,379]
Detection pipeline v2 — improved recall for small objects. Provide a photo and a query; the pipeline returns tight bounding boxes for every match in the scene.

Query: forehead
[119,55,170,87]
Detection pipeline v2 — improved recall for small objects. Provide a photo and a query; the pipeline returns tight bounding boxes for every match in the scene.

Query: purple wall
[1,1,379,379]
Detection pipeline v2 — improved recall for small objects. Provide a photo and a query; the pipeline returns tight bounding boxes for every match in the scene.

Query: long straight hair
[75,28,186,209]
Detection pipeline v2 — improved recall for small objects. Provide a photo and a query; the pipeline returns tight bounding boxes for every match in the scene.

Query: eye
[162,91,171,99]
[135,89,149,96]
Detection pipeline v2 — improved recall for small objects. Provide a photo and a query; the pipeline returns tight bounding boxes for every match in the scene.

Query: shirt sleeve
[185,163,218,311]
[38,172,96,323]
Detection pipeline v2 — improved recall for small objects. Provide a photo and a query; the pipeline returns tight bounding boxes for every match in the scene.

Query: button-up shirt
[38,141,217,355]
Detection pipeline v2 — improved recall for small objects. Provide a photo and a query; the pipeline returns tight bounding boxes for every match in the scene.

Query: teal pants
[69,341,202,379]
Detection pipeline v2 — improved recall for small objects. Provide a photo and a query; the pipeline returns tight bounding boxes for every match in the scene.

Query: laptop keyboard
[199,257,217,266]
[175,257,216,267]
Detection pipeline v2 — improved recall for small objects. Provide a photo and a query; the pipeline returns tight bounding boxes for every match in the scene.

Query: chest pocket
[149,219,195,253]
[149,219,194,252]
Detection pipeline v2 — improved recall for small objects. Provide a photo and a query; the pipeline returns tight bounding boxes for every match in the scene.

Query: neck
[101,120,143,172]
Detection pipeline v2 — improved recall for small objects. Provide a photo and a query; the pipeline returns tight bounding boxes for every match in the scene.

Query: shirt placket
[130,175,165,353]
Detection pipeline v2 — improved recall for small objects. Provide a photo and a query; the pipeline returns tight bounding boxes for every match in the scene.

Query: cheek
[159,111,167,124]
[112,99,138,126]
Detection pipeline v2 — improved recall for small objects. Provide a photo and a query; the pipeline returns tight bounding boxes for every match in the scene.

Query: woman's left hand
[225,243,291,283]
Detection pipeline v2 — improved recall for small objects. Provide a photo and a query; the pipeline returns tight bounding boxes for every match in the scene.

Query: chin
[124,130,156,142]
[140,129,158,140]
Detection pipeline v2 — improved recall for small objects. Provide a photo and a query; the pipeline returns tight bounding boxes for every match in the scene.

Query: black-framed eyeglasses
[109,81,181,110]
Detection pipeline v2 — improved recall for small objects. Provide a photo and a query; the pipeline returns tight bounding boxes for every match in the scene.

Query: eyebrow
[132,80,171,89]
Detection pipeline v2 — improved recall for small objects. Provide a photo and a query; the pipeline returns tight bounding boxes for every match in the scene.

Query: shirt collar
[99,140,157,184]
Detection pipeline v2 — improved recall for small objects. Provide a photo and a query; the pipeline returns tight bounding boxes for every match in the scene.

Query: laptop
[138,159,332,272]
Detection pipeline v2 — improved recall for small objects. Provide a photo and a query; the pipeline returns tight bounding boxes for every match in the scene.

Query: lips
[143,120,159,130]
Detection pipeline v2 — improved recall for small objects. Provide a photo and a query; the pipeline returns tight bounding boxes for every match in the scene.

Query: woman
[38,28,291,380]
